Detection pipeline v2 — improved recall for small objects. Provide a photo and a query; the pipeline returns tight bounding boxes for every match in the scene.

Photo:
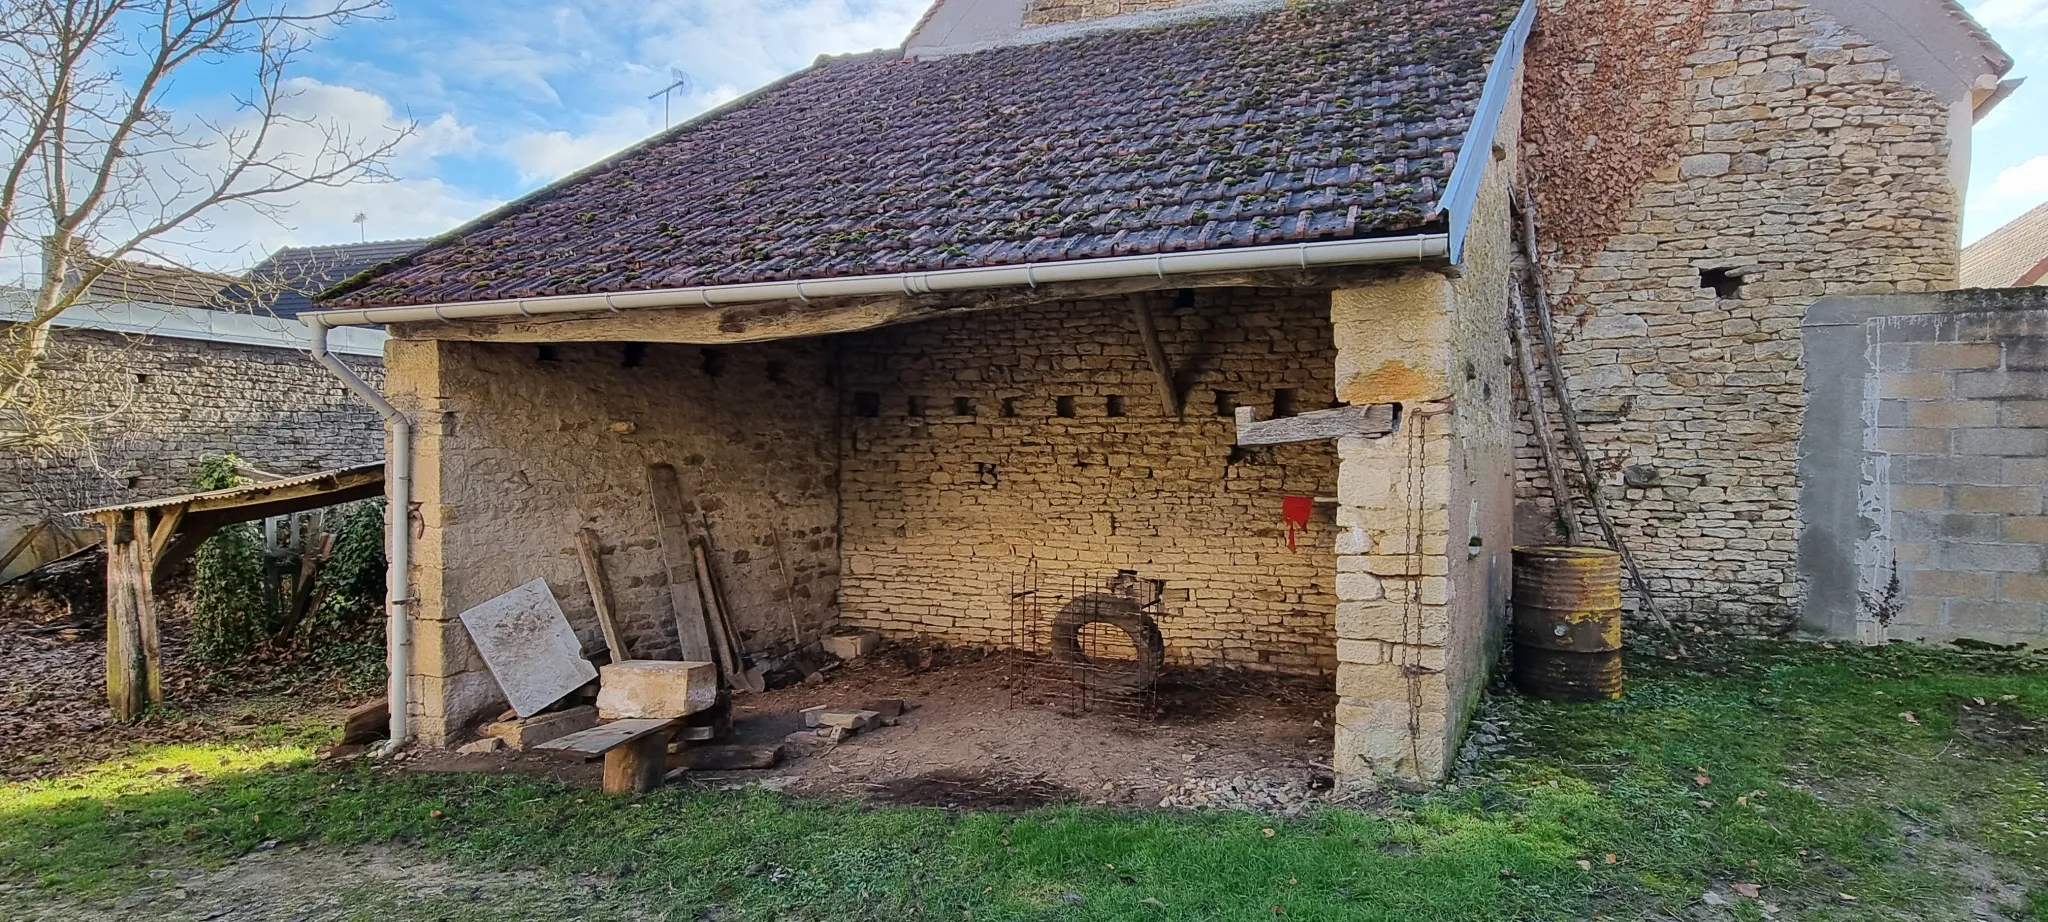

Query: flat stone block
[597,660,718,719]
[824,631,883,660]
[482,705,599,751]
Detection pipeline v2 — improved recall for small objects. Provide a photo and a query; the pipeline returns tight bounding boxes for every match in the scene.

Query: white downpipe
[303,233,1451,329]
[306,316,412,753]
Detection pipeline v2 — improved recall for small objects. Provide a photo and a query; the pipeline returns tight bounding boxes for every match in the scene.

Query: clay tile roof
[323,0,1520,309]
[1962,200,2048,289]
[222,238,429,318]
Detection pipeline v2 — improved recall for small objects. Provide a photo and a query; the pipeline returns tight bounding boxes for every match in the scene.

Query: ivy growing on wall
[189,455,270,662]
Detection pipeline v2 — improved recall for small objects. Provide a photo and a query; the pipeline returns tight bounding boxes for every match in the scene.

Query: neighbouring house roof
[1962,201,2048,289]
[225,239,428,318]
[323,0,1523,310]
[72,255,240,308]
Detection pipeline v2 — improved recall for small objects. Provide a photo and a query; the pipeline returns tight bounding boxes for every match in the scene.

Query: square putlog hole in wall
[1272,388,1298,418]
[1055,395,1077,418]
[1213,390,1236,418]
[1700,268,1744,300]
[854,392,882,418]
[953,396,977,417]
[1106,395,1126,417]
[908,395,930,418]
[1000,397,1019,418]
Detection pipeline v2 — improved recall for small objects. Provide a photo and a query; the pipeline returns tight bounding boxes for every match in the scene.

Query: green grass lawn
[2,638,2045,921]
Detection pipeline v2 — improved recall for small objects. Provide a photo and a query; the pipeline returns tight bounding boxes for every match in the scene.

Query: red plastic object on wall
[1282,495,1314,550]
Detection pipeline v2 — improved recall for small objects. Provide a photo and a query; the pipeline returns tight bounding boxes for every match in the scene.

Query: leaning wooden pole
[1514,186,1684,649]
[1509,282,1584,547]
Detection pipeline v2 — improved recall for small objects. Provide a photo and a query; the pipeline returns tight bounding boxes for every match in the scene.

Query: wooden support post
[1130,298,1181,417]
[575,527,631,663]
[646,464,717,663]
[102,511,162,722]
[603,734,672,794]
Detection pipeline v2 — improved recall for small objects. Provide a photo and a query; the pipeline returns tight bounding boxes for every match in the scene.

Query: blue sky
[176,0,2048,267]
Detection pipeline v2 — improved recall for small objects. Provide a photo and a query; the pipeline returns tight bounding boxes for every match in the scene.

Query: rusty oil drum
[1512,546,1624,702]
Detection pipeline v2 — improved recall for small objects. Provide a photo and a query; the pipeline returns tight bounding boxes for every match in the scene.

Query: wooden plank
[668,743,784,772]
[1233,403,1397,446]
[1516,187,1682,648]
[131,509,161,709]
[1510,283,1584,547]
[691,541,744,685]
[602,734,671,794]
[574,528,630,663]
[535,717,679,758]
[1130,298,1180,416]
[342,697,390,745]
[146,506,184,568]
[0,521,46,574]
[646,464,716,663]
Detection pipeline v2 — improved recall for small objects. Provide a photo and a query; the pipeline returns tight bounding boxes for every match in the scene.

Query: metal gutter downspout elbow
[305,315,412,755]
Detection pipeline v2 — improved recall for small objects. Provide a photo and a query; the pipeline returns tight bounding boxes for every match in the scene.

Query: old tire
[1050,594,1165,690]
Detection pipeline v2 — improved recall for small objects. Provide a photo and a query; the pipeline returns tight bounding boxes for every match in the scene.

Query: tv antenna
[649,68,690,128]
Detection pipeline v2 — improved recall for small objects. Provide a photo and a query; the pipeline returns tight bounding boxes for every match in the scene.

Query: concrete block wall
[387,338,839,745]
[0,327,383,569]
[835,289,1344,675]
[1518,0,1968,634]
[1802,288,2048,647]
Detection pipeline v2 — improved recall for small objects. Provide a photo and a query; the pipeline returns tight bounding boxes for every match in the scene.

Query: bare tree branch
[0,0,410,444]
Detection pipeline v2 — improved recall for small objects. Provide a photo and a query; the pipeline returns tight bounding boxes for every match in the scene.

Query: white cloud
[135,78,499,270]
[1989,154,2048,200]
[1970,0,2048,29]
[504,106,662,184]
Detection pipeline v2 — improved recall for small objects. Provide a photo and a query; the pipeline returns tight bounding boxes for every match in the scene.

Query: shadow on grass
[2,638,2044,922]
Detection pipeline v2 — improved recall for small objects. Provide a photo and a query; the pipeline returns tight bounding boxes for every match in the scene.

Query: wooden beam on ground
[646,464,716,663]
[575,527,630,663]
[1233,403,1397,446]
[1130,297,1181,417]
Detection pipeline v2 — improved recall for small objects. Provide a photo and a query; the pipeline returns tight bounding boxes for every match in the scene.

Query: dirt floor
[408,645,1339,811]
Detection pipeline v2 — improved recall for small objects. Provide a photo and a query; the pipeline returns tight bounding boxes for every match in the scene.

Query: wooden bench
[534,717,679,793]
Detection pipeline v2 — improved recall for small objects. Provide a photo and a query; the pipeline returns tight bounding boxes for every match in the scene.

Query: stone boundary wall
[1801,288,2048,647]
[1518,0,1964,634]
[0,326,383,574]
[835,289,1343,675]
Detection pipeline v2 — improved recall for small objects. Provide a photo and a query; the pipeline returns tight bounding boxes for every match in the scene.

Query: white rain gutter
[303,233,1449,328]
[301,231,1447,750]
[305,315,412,754]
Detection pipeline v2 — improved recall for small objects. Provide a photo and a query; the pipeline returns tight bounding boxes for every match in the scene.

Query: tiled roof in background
[1962,200,2048,289]
[226,239,427,318]
[325,0,1518,309]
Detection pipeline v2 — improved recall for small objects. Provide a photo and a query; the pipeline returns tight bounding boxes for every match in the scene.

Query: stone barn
[305,0,2021,784]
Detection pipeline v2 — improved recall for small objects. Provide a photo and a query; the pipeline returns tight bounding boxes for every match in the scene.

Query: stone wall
[836,289,1344,675]
[1021,0,1208,25]
[388,338,839,745]
[1329,114,1518,781]
[0,326,383,575]
[1801,288,2048,647]
[1518,0,1966,634]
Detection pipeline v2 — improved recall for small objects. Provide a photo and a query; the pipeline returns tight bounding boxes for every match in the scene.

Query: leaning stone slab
[597,660,718,719]
[457,578,598,718]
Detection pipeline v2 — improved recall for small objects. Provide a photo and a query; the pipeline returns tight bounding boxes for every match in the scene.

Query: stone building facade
[0,313,384,578]
[1516,0,2010,634]
[1022,0,1207,25]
